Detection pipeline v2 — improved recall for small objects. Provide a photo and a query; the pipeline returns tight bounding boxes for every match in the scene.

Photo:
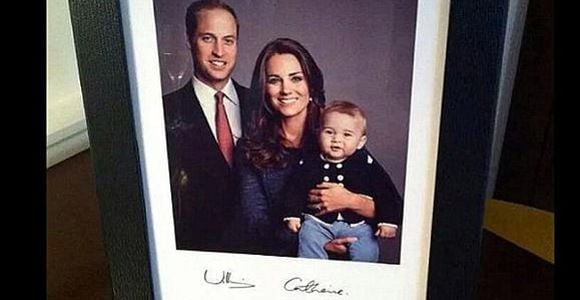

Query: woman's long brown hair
[241,38,326,169]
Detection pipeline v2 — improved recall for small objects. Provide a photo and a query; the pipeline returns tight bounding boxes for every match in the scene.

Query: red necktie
[215,91,234,167]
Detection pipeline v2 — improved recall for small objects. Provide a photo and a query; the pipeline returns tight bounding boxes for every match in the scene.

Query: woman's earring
[309,97,313,102]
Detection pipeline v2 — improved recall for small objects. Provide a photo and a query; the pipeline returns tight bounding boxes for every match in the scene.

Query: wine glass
[158,25,191,93]
[163,51,189,92]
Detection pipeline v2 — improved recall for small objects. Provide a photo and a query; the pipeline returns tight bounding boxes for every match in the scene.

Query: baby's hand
[375,225,397,238]
[286,219,302,233]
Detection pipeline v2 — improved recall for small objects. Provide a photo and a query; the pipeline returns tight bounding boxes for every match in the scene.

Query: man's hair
[321,100,368,134]
[185,0,239,40]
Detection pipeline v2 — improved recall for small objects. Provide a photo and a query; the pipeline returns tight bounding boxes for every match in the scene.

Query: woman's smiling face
[265,53,310,120]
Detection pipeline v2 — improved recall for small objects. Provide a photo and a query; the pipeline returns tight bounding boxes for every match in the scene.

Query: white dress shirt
[192,76,242,144]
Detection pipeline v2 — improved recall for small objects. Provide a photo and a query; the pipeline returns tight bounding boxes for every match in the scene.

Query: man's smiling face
[190,8,238,90]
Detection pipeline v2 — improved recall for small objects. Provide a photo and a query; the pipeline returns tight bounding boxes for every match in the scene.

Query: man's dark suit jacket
[163,80,256,251]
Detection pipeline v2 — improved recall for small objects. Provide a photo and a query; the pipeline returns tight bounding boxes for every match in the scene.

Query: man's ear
[186,34,196,50]
[357,135,367,149]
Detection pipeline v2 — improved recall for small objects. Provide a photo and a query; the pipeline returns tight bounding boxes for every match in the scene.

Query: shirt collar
[319,148,365,164]
[192,76,238,105]
[319,153,347,164]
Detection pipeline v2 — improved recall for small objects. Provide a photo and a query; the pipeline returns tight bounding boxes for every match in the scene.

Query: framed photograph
[154,0,420,264]
[68,0,516,298]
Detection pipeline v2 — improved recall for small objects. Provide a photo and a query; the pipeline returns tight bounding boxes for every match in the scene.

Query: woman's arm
[307,182,376,218]
[235,162,272,253]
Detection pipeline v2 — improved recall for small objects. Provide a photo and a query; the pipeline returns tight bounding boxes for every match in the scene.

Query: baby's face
[319,112,367,162]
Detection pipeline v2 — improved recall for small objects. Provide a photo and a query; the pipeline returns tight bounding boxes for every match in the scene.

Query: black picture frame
[427,1,510,298]
[68,1,154,298]
[69,0,509,298]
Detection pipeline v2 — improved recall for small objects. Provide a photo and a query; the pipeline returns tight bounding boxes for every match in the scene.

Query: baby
[283,100,403,262]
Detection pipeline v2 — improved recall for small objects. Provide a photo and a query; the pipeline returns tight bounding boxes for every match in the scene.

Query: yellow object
[483,199,554,264]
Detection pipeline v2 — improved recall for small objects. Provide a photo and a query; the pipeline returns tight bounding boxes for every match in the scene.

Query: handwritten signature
[203,270,256,289]
[284,277,345,295]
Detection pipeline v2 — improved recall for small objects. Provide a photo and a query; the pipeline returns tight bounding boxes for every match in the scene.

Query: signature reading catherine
[203,269,256,289]
[283,277,345,295]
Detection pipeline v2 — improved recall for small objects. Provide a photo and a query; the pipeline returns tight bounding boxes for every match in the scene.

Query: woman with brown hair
[235,38,377,257]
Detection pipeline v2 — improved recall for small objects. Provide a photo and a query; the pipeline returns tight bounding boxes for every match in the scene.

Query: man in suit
[162,0,256,251]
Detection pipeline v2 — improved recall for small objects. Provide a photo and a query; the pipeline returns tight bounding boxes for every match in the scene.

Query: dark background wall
[492,0,554,213]
[476,0,554,298]
[153,0,417,196]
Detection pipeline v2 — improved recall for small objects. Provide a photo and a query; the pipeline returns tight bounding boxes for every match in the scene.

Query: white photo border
[120,0,450,298]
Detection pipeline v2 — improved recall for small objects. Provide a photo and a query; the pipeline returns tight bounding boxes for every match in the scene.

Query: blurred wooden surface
[47,151,112,300]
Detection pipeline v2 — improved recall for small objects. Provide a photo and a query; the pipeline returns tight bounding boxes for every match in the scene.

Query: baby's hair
[321,100,367,134]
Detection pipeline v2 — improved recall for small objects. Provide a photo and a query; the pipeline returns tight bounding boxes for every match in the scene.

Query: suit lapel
[234,81,254,136]
[174,80,253,178]
[179,82,231,177]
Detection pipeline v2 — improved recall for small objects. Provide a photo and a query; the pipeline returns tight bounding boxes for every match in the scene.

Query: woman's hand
[307,182,355,215]
[324,237,358,255]
[308,182,375,218]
